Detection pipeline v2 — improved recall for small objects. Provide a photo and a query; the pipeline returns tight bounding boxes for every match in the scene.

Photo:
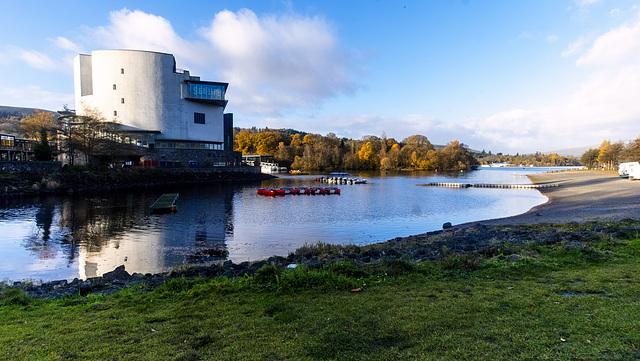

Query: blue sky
[2,0,640,153]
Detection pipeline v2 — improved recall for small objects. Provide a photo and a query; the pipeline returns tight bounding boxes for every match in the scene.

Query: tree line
[581,137,640,170]
[234,128,478,171]
[476,151,582,167]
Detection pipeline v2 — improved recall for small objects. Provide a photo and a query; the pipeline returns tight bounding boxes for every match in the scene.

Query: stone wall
[155,165,262,174]
[0,161,62,173]
[141,148,242,167]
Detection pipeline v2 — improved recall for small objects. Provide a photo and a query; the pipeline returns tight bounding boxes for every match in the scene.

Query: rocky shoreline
[11,219,640,300]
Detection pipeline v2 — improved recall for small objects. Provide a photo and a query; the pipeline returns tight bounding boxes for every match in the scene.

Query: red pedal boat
[258,187,340,196]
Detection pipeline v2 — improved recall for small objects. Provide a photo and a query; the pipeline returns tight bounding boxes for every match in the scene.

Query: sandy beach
[473,169,640,226]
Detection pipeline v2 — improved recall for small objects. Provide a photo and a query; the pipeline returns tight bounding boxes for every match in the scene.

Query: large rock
[102,265,131,282]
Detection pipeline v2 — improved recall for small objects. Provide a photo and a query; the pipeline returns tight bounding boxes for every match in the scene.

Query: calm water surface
[0,168,560,281]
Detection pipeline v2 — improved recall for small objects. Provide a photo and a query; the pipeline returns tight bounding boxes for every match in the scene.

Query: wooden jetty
[315,176,367,184]
[425,183,559,189]
[150,193,179,213]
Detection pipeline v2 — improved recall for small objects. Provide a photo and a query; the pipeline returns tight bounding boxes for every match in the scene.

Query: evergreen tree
[34,128,53,161]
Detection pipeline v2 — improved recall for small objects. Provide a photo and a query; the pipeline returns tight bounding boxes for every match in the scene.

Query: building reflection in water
[44,184,235,279]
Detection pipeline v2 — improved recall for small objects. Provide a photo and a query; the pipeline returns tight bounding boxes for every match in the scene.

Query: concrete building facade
[73,49,239,166]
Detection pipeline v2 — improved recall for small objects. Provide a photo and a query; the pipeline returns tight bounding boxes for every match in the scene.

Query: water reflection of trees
[22,195,60,259]
[9,183,237,270]
[184,185,233,263]
[58,185,236,267]
[58,192,153,255]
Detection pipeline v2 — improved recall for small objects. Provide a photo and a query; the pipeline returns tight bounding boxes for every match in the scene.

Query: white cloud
[245,112,457,146]
[199,9,358,115]
[3,36,81,73]
[10,47,57,71]
[90,9,196,57]
[456,12,640,153]
[574,0,602,7]
[561,37,587,57]
[82,8,358,117]
[53,37,83,53]
[576,13,640,67]
[0,86,74,111]
[546,34,559,42]
[518,32,533,39]
[321,113,442,141]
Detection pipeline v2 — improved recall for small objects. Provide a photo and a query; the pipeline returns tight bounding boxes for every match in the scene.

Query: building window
[194,112,205,124]
[121,68,124,74]
[121,98,125,104]
[114,110,118,116]
[113,84,117,90]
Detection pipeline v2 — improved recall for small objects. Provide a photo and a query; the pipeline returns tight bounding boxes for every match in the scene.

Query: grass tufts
[0,287,32,306]
[153,277,194,297]
[441,253,483,272]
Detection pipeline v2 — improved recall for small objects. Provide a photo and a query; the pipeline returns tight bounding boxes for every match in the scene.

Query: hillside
[0,105,58,136]
[545,145,598,158]
[0,105,57,117]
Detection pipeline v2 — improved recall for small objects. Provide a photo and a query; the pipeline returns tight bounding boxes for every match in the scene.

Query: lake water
[0,167,563,282]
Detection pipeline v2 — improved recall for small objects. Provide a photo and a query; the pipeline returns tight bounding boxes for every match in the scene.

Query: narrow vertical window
[121,68,125,74]
[114,111,118,116]
[121,98,125,104]
[113,84,117,90]
[194,112,205,124]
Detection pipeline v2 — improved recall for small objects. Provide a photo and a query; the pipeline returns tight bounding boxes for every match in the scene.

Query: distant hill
[0,105,57,118]
[0,106,58,136]
[546,145,600,158]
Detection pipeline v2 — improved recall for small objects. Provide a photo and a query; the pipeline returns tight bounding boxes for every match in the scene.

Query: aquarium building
[73,49,239,166]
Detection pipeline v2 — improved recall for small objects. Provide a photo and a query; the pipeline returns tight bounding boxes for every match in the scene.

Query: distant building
[241,154,288,173]
[72,49,240,166]
[0,133,35,161]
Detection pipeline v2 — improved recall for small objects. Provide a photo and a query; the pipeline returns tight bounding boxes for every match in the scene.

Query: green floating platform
[150,193,179,214]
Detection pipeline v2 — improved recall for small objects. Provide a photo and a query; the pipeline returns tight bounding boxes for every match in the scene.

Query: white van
[628,162,640,180]
[619,162,638,178]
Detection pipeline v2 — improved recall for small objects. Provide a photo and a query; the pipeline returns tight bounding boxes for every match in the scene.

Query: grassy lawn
[1,226,640,360]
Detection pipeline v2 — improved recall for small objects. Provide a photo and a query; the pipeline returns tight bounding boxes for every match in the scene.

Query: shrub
[252,265,283,287]
[324,259,370,278]
[0,287,31,306]
[294,241,338,258]
[441,254,482,271]
[153,277,193,297]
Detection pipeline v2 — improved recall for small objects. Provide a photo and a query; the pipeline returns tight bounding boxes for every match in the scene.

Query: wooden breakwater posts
[425,183,559,189]
[315,176,367,184]
[150,193,179,213]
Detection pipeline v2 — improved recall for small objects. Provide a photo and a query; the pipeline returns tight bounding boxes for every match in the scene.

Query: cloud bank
[5,5,640,155]
[84,8,358,116]
[454,11,640,153]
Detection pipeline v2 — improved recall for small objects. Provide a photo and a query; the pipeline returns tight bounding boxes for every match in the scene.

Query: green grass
[2,228,640,360]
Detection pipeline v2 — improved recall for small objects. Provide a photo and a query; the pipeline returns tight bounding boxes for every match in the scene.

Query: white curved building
[73,49,237,165]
